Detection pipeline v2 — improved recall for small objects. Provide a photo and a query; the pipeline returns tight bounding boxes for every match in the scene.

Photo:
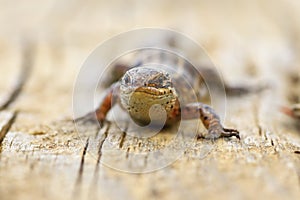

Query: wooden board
[1,1,300,200]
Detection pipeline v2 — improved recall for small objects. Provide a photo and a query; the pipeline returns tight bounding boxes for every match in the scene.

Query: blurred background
[1,1,300,200]
[1,0,299,121]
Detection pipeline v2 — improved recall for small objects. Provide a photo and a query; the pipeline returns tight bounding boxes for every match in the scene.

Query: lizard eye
[123,75,131,84]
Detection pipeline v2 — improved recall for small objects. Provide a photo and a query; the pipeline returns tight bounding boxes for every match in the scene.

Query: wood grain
[0,1,300,200]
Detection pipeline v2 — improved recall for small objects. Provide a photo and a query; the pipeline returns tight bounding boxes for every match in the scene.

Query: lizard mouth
[120,85,177,110]
[134,87,172,96]
[121,86,173,97]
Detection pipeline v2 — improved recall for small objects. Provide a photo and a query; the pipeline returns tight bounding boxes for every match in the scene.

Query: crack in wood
[76,138,89,184]
[252,99,263,137]
[125,147,130,159]
[93,123,111,181]
[0,111,18,144]
[0,41,34,111]
[8,135,16,149]
[73,138,89,199]
[271,139,274,146]
[119,121,129,149]
[88,124,111,198]
[0,111,17,161]
[95,123,110,169]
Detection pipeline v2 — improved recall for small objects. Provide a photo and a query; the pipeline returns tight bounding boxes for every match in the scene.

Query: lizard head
[120,67,178,126]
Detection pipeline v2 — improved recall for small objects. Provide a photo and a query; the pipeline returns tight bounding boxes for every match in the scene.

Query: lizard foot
[220,128,240,139]
[204,126,240,140]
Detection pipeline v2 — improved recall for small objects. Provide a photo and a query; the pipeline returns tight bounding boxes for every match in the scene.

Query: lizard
[76,49,263,139]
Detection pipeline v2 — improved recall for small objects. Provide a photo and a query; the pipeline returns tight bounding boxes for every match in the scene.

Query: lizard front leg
[181,102,240,139]
[75,83,120,126]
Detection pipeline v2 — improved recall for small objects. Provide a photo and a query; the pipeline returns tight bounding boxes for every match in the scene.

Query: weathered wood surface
[1,1,300,200]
